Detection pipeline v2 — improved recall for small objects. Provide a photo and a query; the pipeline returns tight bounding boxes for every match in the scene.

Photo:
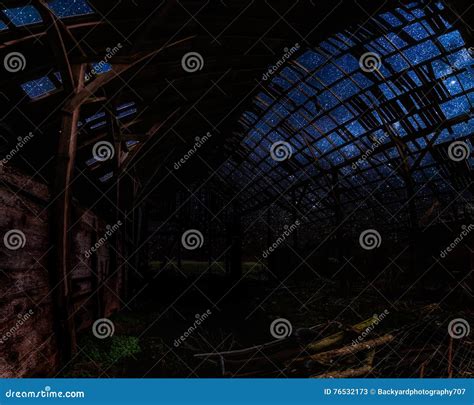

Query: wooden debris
[196,316,391,377]
[194,305,473,377]
[289,334,394,369]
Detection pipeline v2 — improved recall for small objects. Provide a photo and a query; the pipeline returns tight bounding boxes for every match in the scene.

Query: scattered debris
[195,305,473,378]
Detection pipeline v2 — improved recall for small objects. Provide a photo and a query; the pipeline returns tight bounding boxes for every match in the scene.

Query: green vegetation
[62,335,141,377]
[90,335,140,365]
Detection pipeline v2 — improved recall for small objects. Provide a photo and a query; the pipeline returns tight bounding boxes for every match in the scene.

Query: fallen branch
[289,334,394,368]
[304,316,382,354]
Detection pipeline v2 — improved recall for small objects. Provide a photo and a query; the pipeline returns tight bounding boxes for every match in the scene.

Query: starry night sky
[2,0,93,26]
[2,0,473,195]
[219,0,474,199]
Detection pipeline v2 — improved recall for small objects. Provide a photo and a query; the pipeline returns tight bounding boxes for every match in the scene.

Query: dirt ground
[60,263,473,378]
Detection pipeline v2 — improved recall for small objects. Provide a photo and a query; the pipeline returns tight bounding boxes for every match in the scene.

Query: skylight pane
[386,54,410,72]
[85,112,106,123]
[346,121,365,137]
[91,62,112,74]
[335,54,360,73]
[331,105,353,123]
[3,6,42,26]
[395,8,415,22]
[320,40,339,55]
[297,51,325,70]
[371,37,395,54]
[385,33,408,49]
[380,12,402,27]
[54,72,63,83]
[21,77,56,99]
[117,101,136,111]
[117,108,137,119]
[458,71,474,90]
[440,96,471,119]
[317,65,343,85]
[272,76,291,90]
[443,77,462,96]
[403,22,430,40]
[90,120,107,129]
[99,172,113,183]
[47,0,94,18]
[411,8,425,18]
[403,41,441,65]
[126,140,139,148]
[332,79,359,100]
[288,88,307,105]
[438,31,464,51]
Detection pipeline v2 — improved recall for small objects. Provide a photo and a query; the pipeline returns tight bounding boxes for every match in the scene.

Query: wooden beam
[120,107,181,171]
[62,36,195,113]
[32,0,75,92]
[51,63,86,360]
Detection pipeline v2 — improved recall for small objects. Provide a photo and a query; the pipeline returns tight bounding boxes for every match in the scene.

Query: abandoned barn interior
[0,0,473,378]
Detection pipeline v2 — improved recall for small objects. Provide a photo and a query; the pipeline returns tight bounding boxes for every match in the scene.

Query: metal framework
[219,1,474,229]
[0,0,472,359]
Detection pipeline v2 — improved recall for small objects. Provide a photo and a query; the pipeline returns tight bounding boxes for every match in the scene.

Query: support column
[51,64,86,360]
[229,206,242,280]
[404,172,418,274]
[331,169,344,263]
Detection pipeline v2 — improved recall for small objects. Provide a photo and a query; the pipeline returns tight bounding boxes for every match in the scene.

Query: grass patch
[62,335,141,377]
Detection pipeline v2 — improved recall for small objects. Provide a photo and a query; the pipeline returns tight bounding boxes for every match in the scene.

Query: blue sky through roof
[1,1,93,27]
[3,6,41,26]
[221,0,474,213]
[48,0,93,18]
[21,76,56,99]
